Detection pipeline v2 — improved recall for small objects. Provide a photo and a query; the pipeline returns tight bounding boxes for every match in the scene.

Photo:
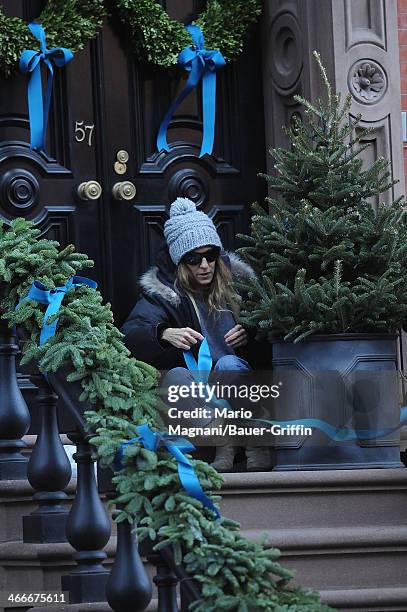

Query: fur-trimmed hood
[139,247,255,307]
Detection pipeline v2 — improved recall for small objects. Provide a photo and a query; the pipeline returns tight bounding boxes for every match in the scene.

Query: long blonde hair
[175,257,241,320]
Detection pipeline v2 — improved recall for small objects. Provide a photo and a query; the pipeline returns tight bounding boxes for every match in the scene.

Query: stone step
[0,536,160,610]
[238,525,407,591]
[273,527,407,591]
[0,480,76,544]
[28,605,114,612]
[3,469,407,610]
[7,469,406,541]
[3,527,406,611]
[219,469,407,530]
[320,587,407,611]
[0,479,116,544]
[22,590,407,612]
[9,585,407,611]
[0,538,115,594]
[25,600,161,612]
[220,470,407,608]
[244,524,407,551]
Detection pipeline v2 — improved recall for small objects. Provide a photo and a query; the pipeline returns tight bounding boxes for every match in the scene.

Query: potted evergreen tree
[236,53,407,470]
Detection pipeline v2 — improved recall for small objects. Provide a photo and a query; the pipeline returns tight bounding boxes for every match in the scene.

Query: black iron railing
[0,312,200,612]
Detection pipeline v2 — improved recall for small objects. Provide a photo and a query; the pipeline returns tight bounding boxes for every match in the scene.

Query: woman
[122,198,270,472]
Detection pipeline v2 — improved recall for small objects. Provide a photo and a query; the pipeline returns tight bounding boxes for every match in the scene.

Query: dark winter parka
[121,244,256,370]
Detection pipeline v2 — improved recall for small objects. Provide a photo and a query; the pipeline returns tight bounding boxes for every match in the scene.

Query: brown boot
[245,446,271,471]
[211,445,237,472]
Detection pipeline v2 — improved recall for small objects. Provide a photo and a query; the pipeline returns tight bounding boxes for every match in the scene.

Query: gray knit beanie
[164,198,223,265]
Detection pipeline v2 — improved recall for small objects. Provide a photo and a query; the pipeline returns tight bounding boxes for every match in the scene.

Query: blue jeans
[161,355,252,427]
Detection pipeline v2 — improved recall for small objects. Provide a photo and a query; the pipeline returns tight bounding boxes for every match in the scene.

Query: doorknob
[77,180,102,201]
[112,181,137,201]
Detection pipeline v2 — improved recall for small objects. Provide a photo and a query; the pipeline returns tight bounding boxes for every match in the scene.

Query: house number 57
[74,121,95,146]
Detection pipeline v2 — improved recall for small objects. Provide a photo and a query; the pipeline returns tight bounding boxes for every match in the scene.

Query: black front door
[1,0,266,326]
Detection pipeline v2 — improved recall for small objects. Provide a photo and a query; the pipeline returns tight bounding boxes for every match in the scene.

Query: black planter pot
[271,333,404,470]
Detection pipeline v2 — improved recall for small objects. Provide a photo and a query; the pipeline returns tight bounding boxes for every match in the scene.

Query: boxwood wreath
[0,218,330,611]
[0,0,107,78]
[0,0,261,77]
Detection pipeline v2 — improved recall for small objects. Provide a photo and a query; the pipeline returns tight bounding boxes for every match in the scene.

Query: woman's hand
[161,327,204,350]
[224,324,249,349]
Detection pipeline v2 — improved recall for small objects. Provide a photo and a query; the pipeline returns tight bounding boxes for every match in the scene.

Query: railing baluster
[61,432,111,603]
[23,374,72,542]
[148,549,179,612]
[106,514,153,612]
[0,290,30,479]
[158,548,201,612]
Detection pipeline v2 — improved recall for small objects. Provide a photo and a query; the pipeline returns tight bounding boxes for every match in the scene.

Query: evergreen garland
[0,0,261,77]
[236,52,407,343]
[0,218,330,611]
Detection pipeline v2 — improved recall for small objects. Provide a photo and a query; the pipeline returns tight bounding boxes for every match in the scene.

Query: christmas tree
[236,52,407,342]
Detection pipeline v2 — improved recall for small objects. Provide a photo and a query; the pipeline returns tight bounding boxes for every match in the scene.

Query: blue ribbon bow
[18,275,97,346]
[116,423,220,519]
[157,24,226,158]
[19,23,73,151]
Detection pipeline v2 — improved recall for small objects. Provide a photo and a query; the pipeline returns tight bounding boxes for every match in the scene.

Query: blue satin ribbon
[184,341,407,441]
[254,407,407,441]
[157,24,226,158]
[183,336,212,384]
[17,275,97,346]
[183,337,231,409]
[115,423,220,519]
[19,23,73,151]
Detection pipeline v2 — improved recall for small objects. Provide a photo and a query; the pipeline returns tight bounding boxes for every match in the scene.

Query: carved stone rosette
[348,60,387,104]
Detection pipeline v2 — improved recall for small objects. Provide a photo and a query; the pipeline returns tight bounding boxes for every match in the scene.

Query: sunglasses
[183,248,220,266]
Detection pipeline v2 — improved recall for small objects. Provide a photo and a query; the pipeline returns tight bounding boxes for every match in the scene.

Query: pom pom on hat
[169,197,196,216]
[164,197,223,265]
